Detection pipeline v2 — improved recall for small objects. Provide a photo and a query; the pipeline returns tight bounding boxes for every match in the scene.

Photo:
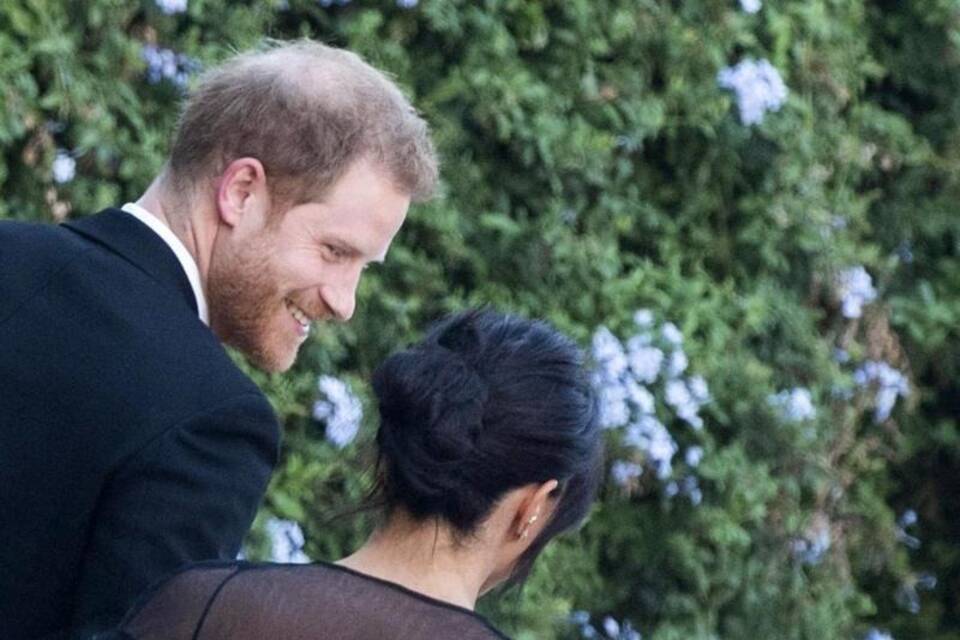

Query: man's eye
[323,245,346,261]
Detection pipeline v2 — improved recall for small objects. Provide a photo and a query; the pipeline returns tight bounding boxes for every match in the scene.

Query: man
[0,41,437,639]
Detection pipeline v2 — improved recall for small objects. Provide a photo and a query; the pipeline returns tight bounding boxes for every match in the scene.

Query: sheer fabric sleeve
[110,564,241,640]
[104,562,510,640]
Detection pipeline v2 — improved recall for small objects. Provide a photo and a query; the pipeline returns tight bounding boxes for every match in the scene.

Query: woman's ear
[514,479,559,542]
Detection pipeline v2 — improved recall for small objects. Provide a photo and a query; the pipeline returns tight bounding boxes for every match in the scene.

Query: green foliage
[3,1,958,638]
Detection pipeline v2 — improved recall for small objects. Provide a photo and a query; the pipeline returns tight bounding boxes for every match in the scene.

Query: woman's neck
[336,514,496,610]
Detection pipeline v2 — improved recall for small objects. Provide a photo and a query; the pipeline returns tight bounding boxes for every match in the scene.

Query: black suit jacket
[0,209,279,639]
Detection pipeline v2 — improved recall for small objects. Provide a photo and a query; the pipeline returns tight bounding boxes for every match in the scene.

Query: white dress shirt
[121,202,209,325]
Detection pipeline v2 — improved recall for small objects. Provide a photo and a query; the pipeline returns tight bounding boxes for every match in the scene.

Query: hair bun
[372,334,489,525]
[372,309,602,542]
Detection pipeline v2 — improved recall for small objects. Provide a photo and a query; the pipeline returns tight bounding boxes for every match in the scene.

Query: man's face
[207,159,410,372]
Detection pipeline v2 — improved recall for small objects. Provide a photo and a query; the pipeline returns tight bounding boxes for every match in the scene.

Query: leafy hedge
[2,1,958,639]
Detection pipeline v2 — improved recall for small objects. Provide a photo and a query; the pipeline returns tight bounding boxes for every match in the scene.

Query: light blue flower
[681,475,703,505]
[666,379,704,429]
[313,375,363,447]
[687,375,710,404]
[717,58,788,125]
[688,486,703,505]
[666,350,688,377]
[892,574,935,618]
[570,611,591,626]
[155,0,187,14]
[899,509,918,527]
[633,309,654,328]
[665,379,691,410]
[664,480,680,498]
[593,327,629,381]
[739,0,761,12]
[624,378,655,415]
[264,518,310,564]
[598,384,630,429]
[865,629,894,640]
[685,446,704,467]
[603,617,619,638]
[626,338,664,384]
[52,150,76,184]
[624,415,677,479]
[836,266,877,319]
[854,361,909,423]
[917,572,937,590]
[896,581,921,614]
[661,322,683,346]
[141,44,197,88]
[791,520,831,565]
[610,460,644,487]
[769,387,816,422]
[396,0,418,6]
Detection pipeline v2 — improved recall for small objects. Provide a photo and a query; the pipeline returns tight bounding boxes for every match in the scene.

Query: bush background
[1,1,957,638]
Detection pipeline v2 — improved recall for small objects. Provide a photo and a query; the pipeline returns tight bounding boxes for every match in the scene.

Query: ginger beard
[207,229,305,373]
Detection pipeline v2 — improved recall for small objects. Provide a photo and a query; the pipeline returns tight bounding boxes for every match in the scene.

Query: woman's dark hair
[372,309,603,583]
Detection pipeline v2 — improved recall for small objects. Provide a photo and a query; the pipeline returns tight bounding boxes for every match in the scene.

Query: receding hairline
[165,39,438,209]
[213,41,409,113]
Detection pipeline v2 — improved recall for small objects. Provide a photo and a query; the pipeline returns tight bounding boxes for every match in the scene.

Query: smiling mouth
[284,298,313,333]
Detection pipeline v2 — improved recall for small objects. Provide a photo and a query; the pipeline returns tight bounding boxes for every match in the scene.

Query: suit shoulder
[0,221,90,320]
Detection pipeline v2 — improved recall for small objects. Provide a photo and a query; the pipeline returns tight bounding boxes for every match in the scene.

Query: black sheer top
[100,560,510,640]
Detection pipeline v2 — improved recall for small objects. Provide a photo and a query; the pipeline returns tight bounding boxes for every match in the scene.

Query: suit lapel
[63,208,199,316]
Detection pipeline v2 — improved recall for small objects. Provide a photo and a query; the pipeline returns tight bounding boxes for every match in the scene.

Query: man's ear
[216,157,268,228]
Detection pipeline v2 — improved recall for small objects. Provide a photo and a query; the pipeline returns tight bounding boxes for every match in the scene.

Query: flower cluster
[313,375,363,447]
[865,630,894,640]
[51,150,76,184]
[896,509,920,549]
[570,611,641,640]
[836,266,877,319]
[141,44,198,88]
[155,0,187,14]
[591,311,709,491]
[790,518,831,565]
[896,571,937,614]
[768,387,817,423]
[264,517,310,564]
[854,361,909,423]
[717,58,788,125]
[665,474,703,505]
[740,0,762,13]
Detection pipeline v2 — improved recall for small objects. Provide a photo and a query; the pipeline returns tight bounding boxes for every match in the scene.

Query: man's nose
[322,276,359,322]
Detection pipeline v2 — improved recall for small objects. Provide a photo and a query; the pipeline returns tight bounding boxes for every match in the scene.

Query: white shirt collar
[121,202,209,325]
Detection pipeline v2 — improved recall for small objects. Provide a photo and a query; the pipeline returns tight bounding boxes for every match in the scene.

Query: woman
[104,309,603,639]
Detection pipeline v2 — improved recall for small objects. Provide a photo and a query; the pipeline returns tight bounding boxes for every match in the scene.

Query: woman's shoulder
[117,560,510,640]
[113,560,245,639]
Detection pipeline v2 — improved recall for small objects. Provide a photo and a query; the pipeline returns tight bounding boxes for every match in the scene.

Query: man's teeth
[286,300,311,328]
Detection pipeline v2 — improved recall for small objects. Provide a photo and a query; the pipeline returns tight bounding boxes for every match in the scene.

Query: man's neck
[134,177,213,288]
